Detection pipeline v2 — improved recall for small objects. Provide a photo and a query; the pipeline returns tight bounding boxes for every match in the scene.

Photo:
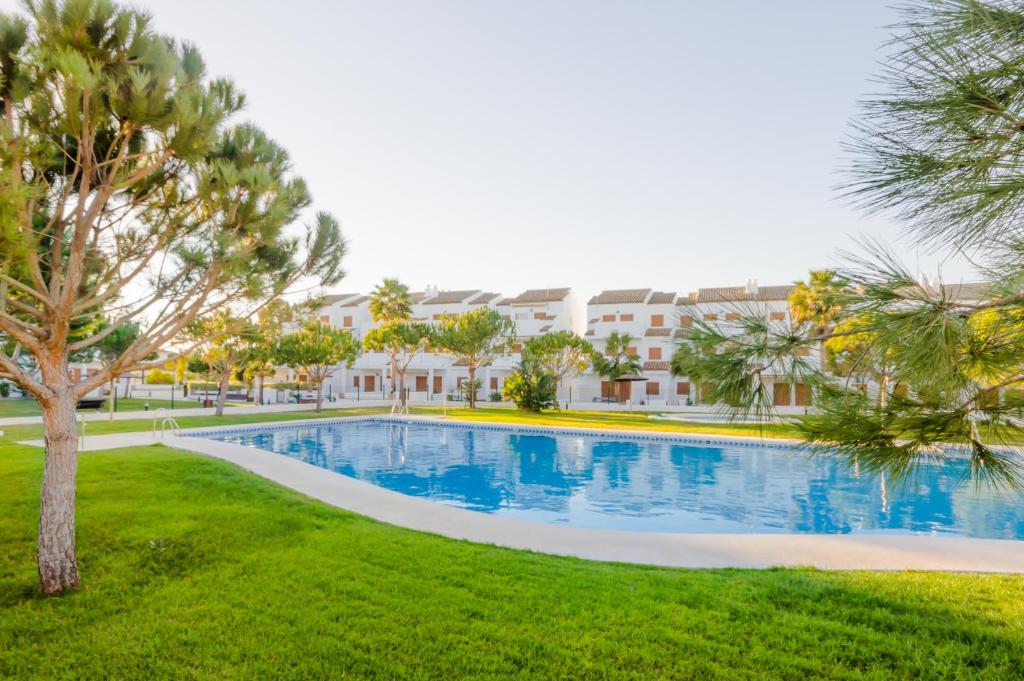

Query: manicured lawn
[0,397,227,418]
[412,406,800,439]
[2,438,1023,678]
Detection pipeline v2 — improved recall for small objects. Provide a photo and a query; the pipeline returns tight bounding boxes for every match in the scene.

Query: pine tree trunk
[216,367,229,416]
[468,366,476,409]
[37,389,81,595]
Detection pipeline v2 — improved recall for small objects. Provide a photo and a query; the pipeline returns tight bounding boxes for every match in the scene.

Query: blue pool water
[201,419,1024,538]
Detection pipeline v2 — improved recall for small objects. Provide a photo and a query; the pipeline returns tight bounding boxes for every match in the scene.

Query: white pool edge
[23,416,1024,572]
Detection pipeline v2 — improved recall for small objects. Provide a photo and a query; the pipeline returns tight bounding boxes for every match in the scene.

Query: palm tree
[369,278,412,323]
[591,331,641,402]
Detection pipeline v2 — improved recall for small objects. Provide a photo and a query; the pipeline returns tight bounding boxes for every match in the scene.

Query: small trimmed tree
[93,321,141,420]
[276,321,360,412]
[523,331,593,398]
[362,321,432,407]
[431,309,515,408]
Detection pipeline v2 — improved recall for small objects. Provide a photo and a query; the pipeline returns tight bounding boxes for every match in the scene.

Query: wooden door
[772,382,791,406]
[618,381,631,404]
[415,375,428,392]
[433,375,443,394]
[364,375,376,393]
[794,383,812,406]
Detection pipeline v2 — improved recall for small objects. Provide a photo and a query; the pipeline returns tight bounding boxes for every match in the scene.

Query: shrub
[489,391,503,402]
[503,367,557,412]
[0,382,9,398]
[146,369,174,385]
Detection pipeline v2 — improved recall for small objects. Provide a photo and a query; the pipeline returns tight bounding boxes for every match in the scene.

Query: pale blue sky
[13,0,979,295]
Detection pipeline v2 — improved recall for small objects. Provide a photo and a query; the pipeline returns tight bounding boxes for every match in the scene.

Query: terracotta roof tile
[468,292,500,305]
[422,290,481,305]
[697,285,794,303]
[339,295,368,307]
[588,288,652,305]
[643,361,670,371]
[644,328,672,337]
[504,288,571,304]
[538,324,552,332]
[648,291,677,305]
[321,293,358,305]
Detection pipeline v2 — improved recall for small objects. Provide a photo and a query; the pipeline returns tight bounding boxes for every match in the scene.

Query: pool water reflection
[202,419,1024,538]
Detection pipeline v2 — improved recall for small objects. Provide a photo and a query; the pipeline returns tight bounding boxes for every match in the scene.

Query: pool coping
[24,415,1024,572]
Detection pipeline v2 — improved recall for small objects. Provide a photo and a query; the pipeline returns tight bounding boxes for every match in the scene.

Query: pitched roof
[409,291,431,304]
[648,291,677,305]
[538,324,552,332]
[673,328,692,339]
[643,361,670,372]
[588,289,652,305]
[422,290,481,305]
[644,327,672,337]
[942,282,988,301]
[468,292,500,305]
[697,285,794,303]
[676,293,698,306]
[321,293,358,305]
[503,288,571,305]
[339,295,368,307]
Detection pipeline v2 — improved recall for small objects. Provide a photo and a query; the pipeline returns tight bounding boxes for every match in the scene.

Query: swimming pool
[197,418,1024,539]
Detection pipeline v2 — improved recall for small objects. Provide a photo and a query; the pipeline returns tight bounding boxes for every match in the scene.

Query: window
[725,312,740,321]
[364,375,376,392]
[415,376,428,392]
[646,381,660,396]
[432,314,442,320]
[648,347,662,360]
[298,374,309,384]
[795,383,812,406]
[703,313,718,321]
[513,343,522,353]
[353,376,360,387]
[770,311,786,321]
[620,313,634,322]
[772,383,791,406]
[69,367,82,381]
[650,314,664,327]
[602,314,615,322]
[490,377,498,390]
[456,377,464,388]
[534,312,546,320]
[680,315,694,327]
[676,381,690,395]
[343,315,352,327]
[319,315,330,324]
[626,346,638,356]
[793,347,810,357]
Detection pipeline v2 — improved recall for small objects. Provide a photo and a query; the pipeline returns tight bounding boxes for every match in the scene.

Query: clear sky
[11,0,980,297]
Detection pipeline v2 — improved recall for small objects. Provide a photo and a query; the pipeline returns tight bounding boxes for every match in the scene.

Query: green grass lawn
[0,396,232,418]
[1,410,1023,678]
[1,443,1023,679]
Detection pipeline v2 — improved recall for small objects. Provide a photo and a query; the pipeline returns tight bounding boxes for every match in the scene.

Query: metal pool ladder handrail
[152,408,181,439]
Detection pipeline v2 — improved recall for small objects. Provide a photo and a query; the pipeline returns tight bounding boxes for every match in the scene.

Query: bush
[271,382,301,391]
[189,382,245,393]
[503,367,557,412]
[489,391,503,402]
[0,382,9,398]
[146,369,174,385]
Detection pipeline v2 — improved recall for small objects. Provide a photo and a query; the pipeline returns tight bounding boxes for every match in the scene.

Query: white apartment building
[296,280,828,408]
[304,287,580,402]
[578,283,816,407]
